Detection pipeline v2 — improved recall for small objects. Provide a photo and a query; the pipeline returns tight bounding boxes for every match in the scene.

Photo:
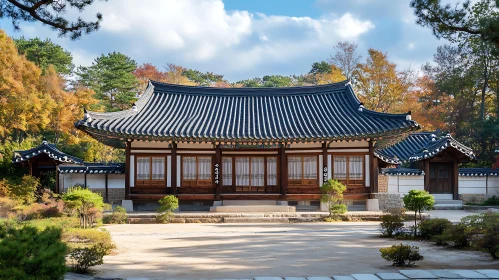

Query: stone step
[224,217,290,223]
[433,204,463,210]
[434,199,463,205]
[347,205,367,211]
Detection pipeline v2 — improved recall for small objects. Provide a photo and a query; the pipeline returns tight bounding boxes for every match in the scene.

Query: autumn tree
[133,63,166,93]
[0,0,104,40]
[330,41,362,80]
[354,49,413,113]
[76,52,138,111]
[163,64,196,86]
[183,69,225,86]
[316,64,346,85]
[0,29,52,142]
[14,37,74,74]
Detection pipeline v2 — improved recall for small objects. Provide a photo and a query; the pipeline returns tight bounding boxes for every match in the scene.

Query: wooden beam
[322,142,328,184]
[105,173,109,203]
[279,144,287,197]
[171,142,177,195]
[453,160,459,200]
[84,169,87,188]
[55,163,59,194]
[215,144,221,200]
[125,140,131,200]
[423,160,430,192]
[368,140,377,194]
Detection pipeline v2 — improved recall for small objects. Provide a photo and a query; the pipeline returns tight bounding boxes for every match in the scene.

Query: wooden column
[279,144,287,197]
[84,168,87,188]
[368,140,377,194]
[55,163,60,194]
[215,144,221,200]
[423,160,430,192]
[453,160,459,200]
[171,142,177,195]
[124,140,131,200]
[322,142,328,184]
[105,173,109,203]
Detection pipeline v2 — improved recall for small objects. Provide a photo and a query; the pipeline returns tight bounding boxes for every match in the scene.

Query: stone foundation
[373,193,403,210]
[459,194,486,204]
[88,188,125,204]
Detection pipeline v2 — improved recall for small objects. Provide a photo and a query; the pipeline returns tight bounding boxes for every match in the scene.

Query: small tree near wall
[320,179,347,219]
[403,190,435,235]
[62,186,107,228]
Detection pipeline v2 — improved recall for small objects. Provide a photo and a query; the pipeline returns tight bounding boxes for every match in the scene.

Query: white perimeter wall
[59,174,125,192]
[385,175,499,197]
[459,176,499,196]
[387,176,424,196]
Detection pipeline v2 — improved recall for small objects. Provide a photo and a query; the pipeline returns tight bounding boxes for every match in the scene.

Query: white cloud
[76,0,374,73]
[6,0,376,80]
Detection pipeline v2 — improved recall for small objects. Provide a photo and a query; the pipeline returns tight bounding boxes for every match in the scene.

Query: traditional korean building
[13,140,125,203]
[375,132,476,200]
[75,80,419,209]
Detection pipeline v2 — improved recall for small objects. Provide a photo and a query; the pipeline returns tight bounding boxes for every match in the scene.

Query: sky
[0,0,446,82]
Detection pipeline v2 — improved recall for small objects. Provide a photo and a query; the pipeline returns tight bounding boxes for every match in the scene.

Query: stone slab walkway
[65,269,499,280]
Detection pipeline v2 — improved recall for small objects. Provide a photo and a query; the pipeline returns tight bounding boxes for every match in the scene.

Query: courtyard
[94,220,499,280]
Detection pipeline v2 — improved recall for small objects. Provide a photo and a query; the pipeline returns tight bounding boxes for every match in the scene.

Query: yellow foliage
[0,29,51,137]
[316,64,346,85]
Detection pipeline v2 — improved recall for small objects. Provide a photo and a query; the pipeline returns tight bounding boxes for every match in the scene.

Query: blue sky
[0,0,445,81]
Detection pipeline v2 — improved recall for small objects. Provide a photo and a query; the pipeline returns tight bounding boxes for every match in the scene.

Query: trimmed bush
[103,206,128,224]
[0,226,67,279]
[478,213,499,259]
[68,244,107,273]
[64,228,115,273]
[380,208,406,237]
[418,218,452,239]
[380,243,423,266]
[157,195,179,223]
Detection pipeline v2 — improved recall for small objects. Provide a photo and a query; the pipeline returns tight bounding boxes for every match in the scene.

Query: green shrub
[380,208,406,237]
[439,223,474,248]
[68,244,107,273]
[62,186,108,228]
[380,214,405,237]
[320,179,347,218]
[64,228,115,272]
[0,226,67,280]
[103,206,128,224]
[62,228,115,254]
[380,243,424,266]
[482,195,499,206]
[418,218,452,239]
[25,217,79,230]
[7,175,40,205]
[478,213,499,259]
[157,195,178,223]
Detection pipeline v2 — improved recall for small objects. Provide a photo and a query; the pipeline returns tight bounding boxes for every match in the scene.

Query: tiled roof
[381,168,425,176]
[458,168,499,177]
[13,140,83,164]
[58,162,125,174]
[375,132,475,164]
[75,80,420,148]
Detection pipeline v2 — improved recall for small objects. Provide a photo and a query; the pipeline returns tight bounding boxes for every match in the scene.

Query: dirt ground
[94,221,499,280]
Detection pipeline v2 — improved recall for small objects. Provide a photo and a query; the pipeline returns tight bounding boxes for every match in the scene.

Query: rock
[486,208,499,213]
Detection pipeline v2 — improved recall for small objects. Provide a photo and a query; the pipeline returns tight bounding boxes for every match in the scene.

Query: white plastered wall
[386,175,425,196]
[458,176,499,197]
[59,173,125,192]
